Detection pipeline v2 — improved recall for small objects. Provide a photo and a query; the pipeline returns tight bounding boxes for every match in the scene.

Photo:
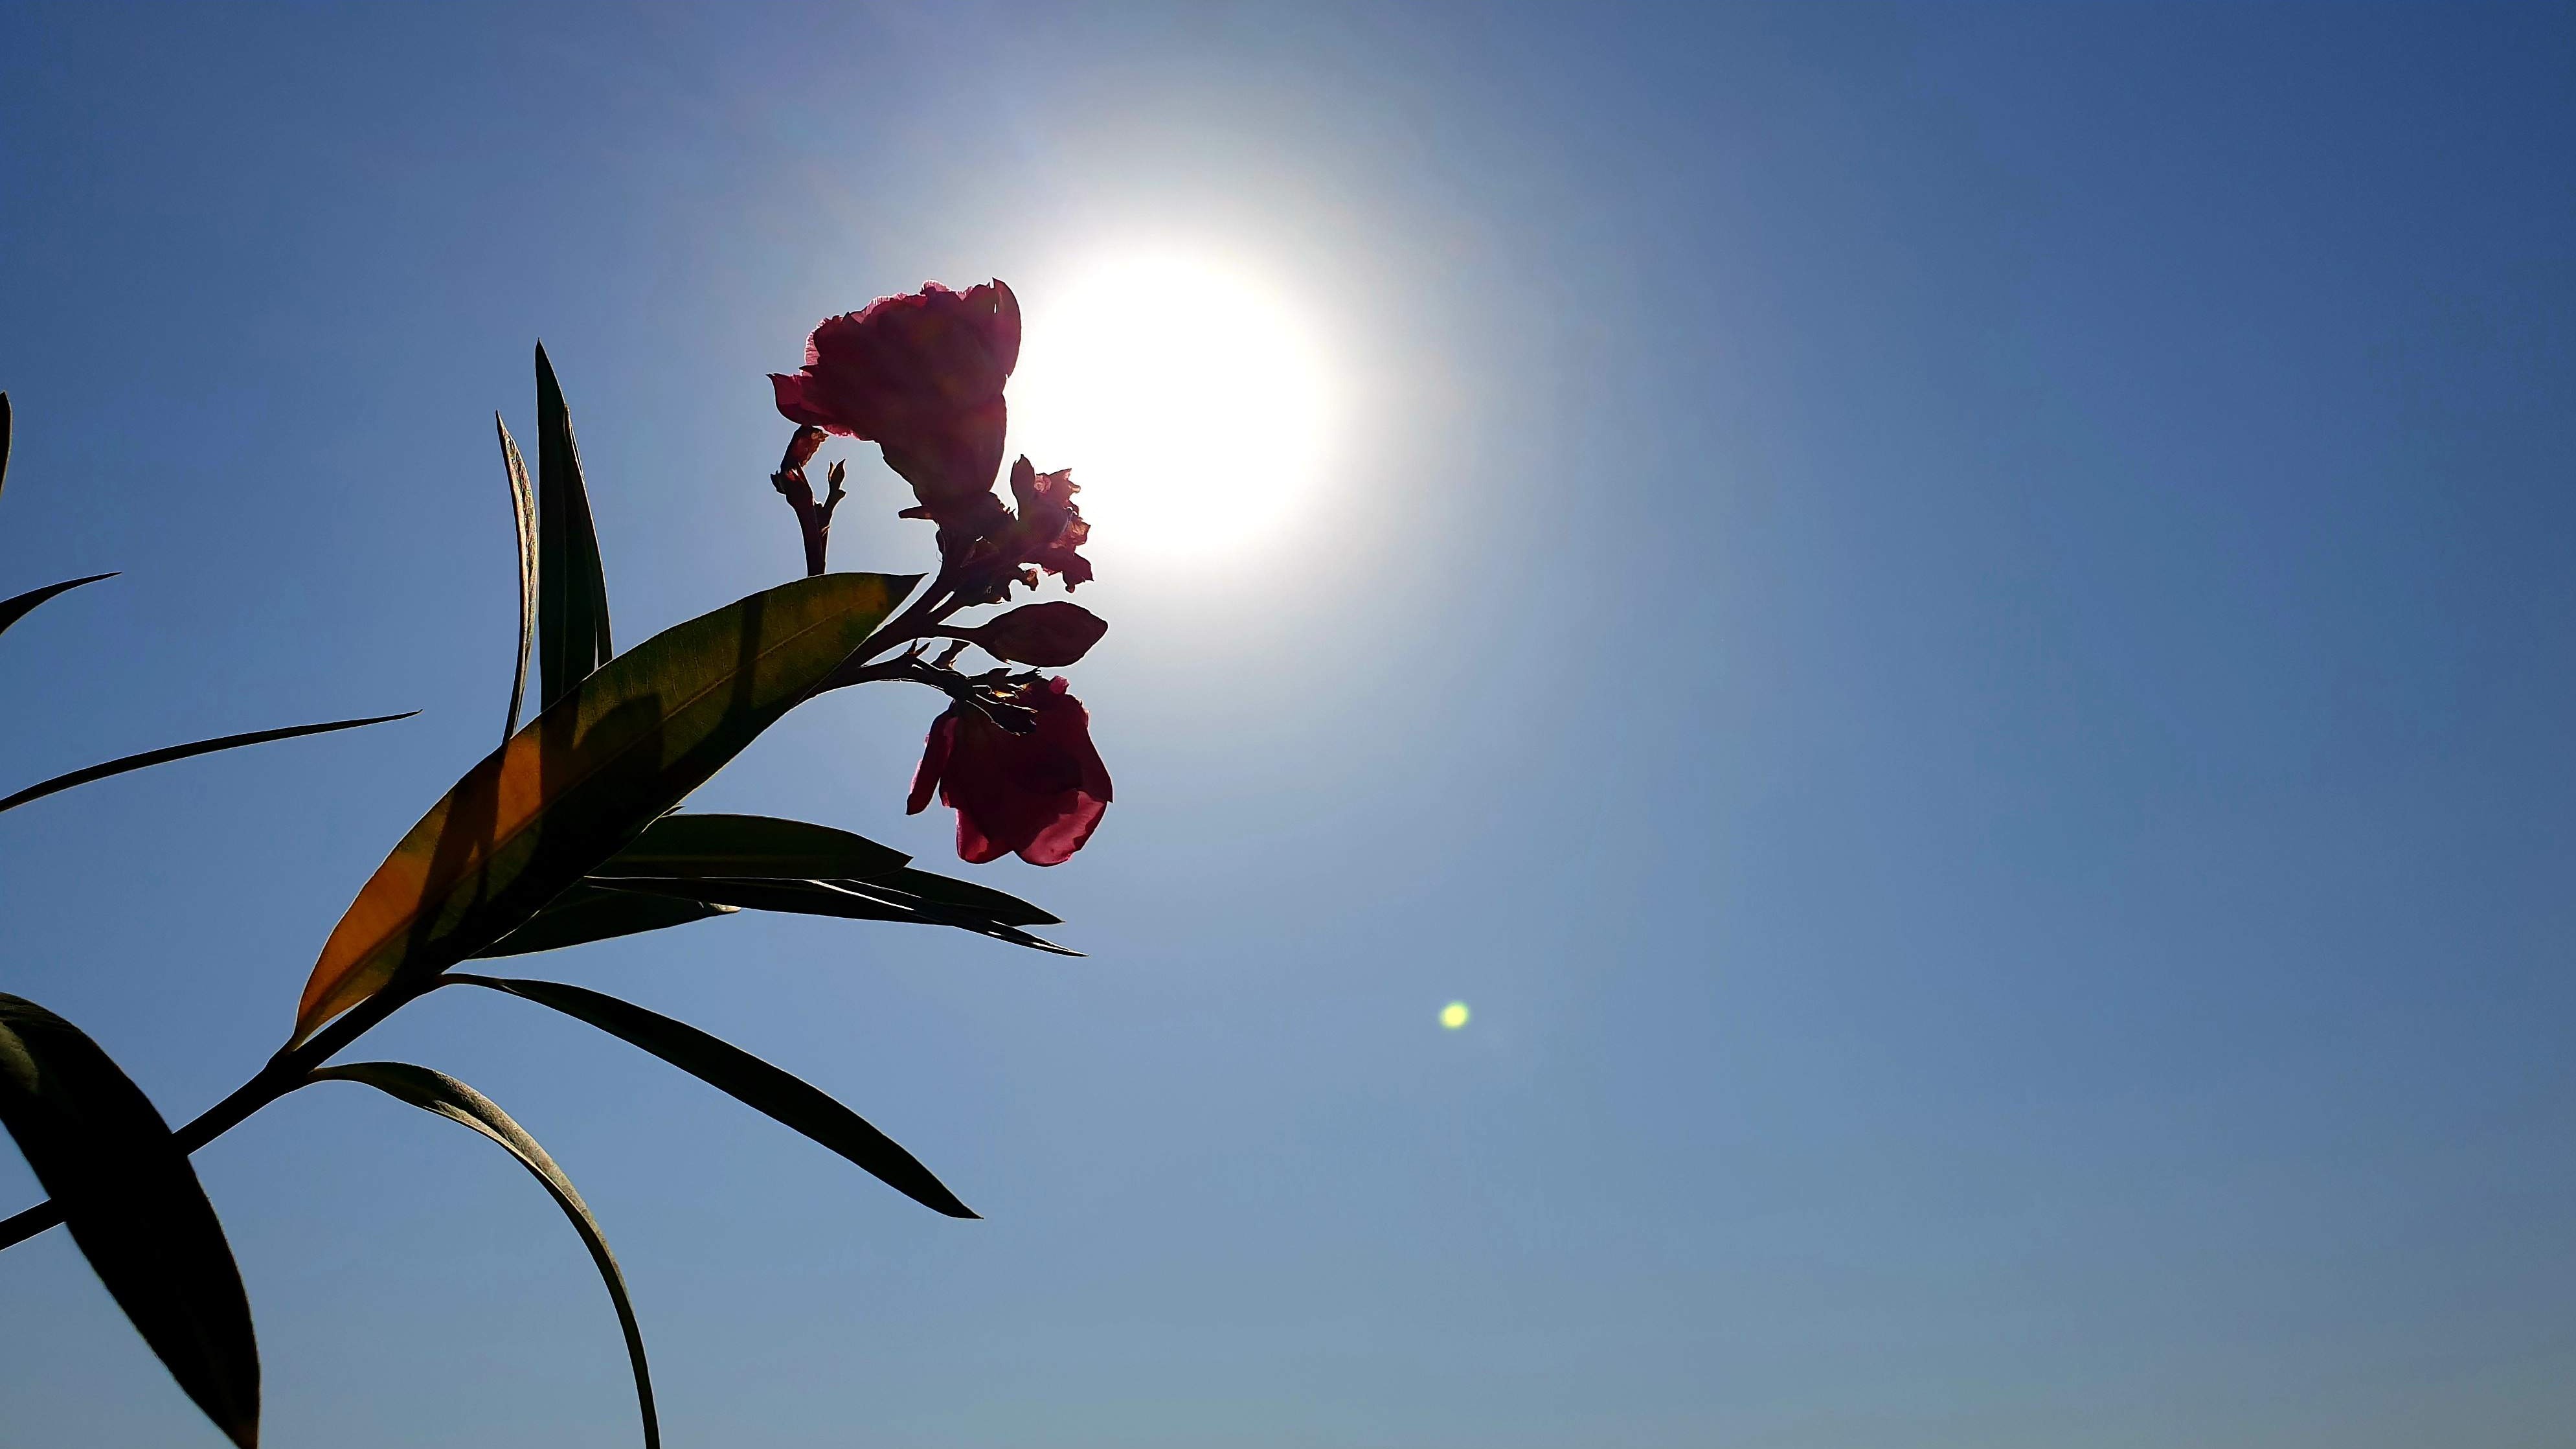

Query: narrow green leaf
[877,865,1062,928]
[471,884,736,959]
[605,876,1075,955]
[591,817,1058,928]
[591,812,910,882]
[536,344,613,710]
[451,974,978,1218]
[0,571,117,642]
[311,1062,657,1449]
[497,415,539,740]
[293,572,914,1044]
[0,996,258,1448]
[0,1197,51,1249]
[0,711,416,817]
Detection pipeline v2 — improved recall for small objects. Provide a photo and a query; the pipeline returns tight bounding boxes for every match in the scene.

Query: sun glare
[1010,251,1336,562]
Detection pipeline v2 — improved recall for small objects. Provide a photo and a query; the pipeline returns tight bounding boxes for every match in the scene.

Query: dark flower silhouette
[768,288,1109,862]
[770,280,1021,529]
[907,677,1111,865]
[941,456,1094,604]
[1003,457,1092,589]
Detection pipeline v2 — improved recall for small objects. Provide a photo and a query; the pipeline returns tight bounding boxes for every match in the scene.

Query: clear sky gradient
[3,5,2572,1446]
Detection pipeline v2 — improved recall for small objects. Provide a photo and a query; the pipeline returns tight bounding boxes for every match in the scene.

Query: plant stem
[0,976,444,1251]
[813,569,961,694]
[3,556,966,1253]
[771,466,844,576]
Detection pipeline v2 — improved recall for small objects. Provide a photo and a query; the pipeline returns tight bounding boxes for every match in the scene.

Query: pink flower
[1006,457,1093,589]
[943,456,1094,605]
[907,678,1111,866]
[770,280,1021,526]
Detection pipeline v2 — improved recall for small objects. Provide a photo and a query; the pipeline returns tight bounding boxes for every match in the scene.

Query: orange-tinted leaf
[291,572,912,1044]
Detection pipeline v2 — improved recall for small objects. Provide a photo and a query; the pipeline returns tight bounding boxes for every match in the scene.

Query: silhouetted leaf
[0,391,11,503]
[497,415,539,740]
[312,1062,656,1449]
[0,571,115,642]
[471,884,736,959]
[535,345,613,710]
[0,996,258,1448]
[876,865,1061,927]
[451,974,977,1218]
[0,711,416,817]
[605,876,1074,955]
[591,812,909,882]
[292,572,913,1044]
[0,1198,50,1250]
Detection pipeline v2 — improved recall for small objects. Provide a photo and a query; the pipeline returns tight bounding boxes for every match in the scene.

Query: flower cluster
[767,280,1111,865]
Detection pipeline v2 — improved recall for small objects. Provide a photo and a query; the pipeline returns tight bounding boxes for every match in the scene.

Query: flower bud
[963,601,1108,667]
[778,424,828,475]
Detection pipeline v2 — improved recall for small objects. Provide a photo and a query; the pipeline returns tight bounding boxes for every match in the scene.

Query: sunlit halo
[1440,1001,1471,1031]
[1009,251,1336,560]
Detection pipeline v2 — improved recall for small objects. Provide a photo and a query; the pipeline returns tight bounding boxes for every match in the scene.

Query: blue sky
[3,3,2573,1446]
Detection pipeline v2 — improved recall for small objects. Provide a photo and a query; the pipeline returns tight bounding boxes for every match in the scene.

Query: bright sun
[1008,251,1336,561]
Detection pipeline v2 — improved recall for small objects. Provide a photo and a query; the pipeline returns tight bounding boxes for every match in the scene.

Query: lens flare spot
[1440,1001,1471,1031]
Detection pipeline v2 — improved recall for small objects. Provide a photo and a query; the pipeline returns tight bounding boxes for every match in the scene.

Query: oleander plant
[0,279,1113,1447]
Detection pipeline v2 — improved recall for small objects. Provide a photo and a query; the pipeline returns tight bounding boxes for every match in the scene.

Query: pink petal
[907,713,956,815]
